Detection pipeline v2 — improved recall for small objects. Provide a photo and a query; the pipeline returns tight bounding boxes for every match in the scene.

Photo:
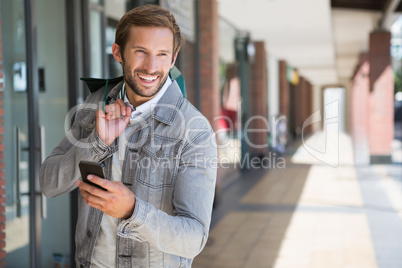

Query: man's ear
[112,43,123,63]
[170,53,178,68]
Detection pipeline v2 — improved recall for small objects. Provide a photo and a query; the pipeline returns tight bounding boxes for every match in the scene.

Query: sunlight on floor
[291,131,354,166]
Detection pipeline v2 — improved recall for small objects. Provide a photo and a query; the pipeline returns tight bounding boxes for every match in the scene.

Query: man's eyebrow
[159,49,172,54]
[132,46,147,50]
[131,46,172,54]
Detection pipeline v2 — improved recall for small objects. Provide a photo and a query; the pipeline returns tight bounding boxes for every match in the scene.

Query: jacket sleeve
[39,93,113,198]
[117,127,217,259]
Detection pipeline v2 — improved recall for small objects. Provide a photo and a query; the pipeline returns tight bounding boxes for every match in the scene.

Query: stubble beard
[122,61,168,98]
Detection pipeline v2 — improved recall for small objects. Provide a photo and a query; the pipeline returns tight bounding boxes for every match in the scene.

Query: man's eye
[136,50,145,54]
[159,53,168,57]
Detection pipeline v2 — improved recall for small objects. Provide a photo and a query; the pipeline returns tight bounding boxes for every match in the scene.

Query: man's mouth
[137,73,158,83]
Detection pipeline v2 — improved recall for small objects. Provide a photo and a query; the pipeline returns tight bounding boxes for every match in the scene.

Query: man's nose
[143,55,158,73]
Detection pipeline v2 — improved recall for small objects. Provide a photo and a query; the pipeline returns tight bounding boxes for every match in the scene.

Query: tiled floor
[193,132,402,268]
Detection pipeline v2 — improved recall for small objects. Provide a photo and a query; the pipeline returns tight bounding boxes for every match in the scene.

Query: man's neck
[124,77,172,109]
[127,92,153,108]
[126,83,161,108]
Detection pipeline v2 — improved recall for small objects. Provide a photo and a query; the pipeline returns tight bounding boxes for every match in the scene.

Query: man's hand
[96,99,131,146]
[76,175,135,219]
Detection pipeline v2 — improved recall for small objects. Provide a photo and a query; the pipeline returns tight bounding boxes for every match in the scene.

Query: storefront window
[105,0,126,77]
[90,10,103,78]
[218,18,241,165]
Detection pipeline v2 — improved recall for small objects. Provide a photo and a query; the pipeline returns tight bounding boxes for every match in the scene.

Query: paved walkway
[193,132,402,268]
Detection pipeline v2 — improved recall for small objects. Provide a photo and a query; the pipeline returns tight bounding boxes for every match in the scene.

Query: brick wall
[249,41,268,156]
[299,78,313,135]
[306,81,313,133]
[198,0,220,131]
[368,31,394,160]
[293,76,302,137]
[369,31,391,92]
[179,42,196,105]
[279,60,289,119]
[289,84,297,138]
[300,77,307,131]
[0,3,5,266]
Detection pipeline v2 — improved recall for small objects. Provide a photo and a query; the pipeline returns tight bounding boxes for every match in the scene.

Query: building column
[351,54,370,165]
[311,84,321,132]
[368,31,394,163]
[198,0,220,131]
[300,77,308,133]
[279,60,289,120]
[307,81,313,133]
[301,79,313,134]
[0,4,5,266]
[294,75,303,137]
[249,41,268,156]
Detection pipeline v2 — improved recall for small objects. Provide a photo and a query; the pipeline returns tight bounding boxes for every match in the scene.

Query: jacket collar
[106,80,184,126]
[106,80,124,104]
[151,80,184,125]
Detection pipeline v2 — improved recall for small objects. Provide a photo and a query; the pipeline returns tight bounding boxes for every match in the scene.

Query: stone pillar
[368,31,394,163]
[249,41,268,156]
[198,0,220,131]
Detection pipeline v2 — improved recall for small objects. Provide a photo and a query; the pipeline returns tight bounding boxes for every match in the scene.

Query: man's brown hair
[115,4,184,58]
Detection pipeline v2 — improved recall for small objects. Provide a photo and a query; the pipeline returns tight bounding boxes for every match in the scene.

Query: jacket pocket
[137,135,181,190]
[76,107,96,136]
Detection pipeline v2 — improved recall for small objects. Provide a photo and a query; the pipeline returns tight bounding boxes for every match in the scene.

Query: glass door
[2,0,32,267]
[35,0,71,266]
[2,0,71,267]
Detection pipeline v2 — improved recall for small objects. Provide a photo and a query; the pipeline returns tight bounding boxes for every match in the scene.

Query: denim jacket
[40,80,217,268]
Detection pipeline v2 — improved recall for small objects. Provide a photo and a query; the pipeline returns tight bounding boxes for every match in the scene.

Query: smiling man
[118,26,174,103]
[40,5,217,268]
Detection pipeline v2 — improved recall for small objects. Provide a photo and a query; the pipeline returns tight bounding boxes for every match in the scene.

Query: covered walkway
[193,132,402,268]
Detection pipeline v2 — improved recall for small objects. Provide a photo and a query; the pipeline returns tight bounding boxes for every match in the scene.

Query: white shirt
[91,78,172,267]
[124,78,172,122]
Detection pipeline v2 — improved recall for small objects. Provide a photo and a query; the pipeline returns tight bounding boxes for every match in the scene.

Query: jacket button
[87,230,91,237]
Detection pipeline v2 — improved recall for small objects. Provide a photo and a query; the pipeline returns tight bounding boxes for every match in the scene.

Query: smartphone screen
[78,160,107,190]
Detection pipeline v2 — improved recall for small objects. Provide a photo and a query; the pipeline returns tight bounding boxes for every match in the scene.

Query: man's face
[114,26,176,101]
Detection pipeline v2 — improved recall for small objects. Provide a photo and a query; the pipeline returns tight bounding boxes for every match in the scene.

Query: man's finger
[76,175,108,192]
[126,106,131,117]
[106,102,121,120]
[121,106,131,121]
[106,99,127,120]
[79,187,106,209]
[96,108,106,119]
[86,175,114,191]
[115,99,127,116]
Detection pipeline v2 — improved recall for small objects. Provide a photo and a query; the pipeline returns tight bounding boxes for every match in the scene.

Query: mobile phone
[78,160,107,190]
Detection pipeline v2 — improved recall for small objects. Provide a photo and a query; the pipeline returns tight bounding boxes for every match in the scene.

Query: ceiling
[216,0,402,88]
[332,0,402,12]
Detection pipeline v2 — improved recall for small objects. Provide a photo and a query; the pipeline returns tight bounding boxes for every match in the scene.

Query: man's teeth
[138,74,157,82]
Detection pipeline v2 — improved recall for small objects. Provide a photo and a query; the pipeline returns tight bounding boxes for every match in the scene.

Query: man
[40,5,217,267]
